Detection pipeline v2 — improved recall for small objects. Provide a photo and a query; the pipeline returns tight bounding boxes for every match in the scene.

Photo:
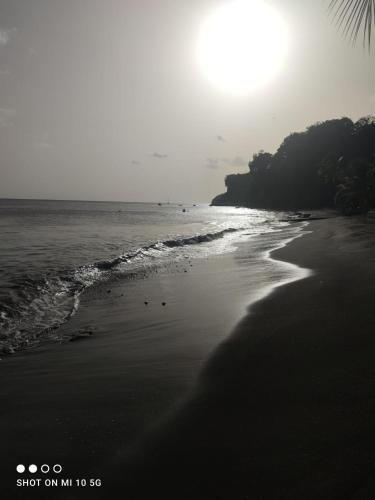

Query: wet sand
[105,216,375,500]
[1,228,303,499]
[4,216,375,500]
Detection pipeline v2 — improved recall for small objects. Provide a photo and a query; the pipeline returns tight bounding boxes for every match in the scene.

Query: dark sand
[105,216,375,500]
[3,216,375,499]
[1,230,302,499]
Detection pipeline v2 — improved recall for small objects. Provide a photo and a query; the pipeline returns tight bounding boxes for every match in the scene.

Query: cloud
[131,160,141,165]
[205,156,247,170]
[205,158,220,170]
[0,28,16,47]
[216,135,226,142]
[0,107,16,127]
[149,152,168,159]
[33,132,52,150]
[226,155,247,167]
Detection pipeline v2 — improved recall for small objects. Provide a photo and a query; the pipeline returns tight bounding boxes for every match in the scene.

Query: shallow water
[0,199,296,353]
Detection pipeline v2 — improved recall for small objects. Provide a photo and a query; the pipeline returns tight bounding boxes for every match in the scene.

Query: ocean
[0,198,303,354]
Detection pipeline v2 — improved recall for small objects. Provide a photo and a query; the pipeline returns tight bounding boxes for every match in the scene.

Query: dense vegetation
[211,117,375,214]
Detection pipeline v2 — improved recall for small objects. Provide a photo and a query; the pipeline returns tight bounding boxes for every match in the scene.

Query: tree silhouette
[211,117,375,214]
[329,0,375,48]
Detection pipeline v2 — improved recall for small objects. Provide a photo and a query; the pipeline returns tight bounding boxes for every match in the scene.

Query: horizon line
[0,196,208,205]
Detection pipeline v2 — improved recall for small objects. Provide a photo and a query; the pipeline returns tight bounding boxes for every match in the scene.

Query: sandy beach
[2,1,375,498]
[1,223,302,498]
[106,216,375,500]
[3,216,375,499]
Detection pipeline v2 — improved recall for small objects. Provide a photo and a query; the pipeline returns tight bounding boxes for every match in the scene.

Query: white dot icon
[29,464,37,473]
[41,464,50,473]
[16,464,25,473]
[53,464,62,474]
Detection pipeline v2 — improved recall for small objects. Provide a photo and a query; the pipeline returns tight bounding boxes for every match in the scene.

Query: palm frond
[328,0,375,48]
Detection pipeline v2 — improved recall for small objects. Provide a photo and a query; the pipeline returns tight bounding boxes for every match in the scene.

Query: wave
[94,228,238,270]
[0,227,241,354]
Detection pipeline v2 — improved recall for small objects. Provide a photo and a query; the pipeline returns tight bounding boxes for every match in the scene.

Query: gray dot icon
[16,464,25,473]
[29,464,37,473]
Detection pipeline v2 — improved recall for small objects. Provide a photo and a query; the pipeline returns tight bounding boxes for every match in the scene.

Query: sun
[197,0,288,94]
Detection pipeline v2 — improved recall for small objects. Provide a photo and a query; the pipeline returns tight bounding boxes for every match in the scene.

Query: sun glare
[197,0,288,94]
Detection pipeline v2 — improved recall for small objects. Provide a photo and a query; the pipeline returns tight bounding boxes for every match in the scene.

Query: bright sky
[0,0,374,203]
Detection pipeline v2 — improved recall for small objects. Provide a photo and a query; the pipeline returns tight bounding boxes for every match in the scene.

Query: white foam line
[70,291,81,318]
[241,222,313,314]
[266,223,312,281]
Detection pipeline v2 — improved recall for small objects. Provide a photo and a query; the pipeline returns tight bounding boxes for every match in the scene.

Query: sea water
[0,198,301,353]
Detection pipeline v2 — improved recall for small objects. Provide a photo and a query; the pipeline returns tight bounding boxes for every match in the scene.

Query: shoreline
[105,216,375,500]
[0,215,294,356]
[4,216,374,499]
[1,221,308,358]
[1,223,306,499]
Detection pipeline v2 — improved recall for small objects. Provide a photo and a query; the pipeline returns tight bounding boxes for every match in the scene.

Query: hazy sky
[0,0,374,203]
